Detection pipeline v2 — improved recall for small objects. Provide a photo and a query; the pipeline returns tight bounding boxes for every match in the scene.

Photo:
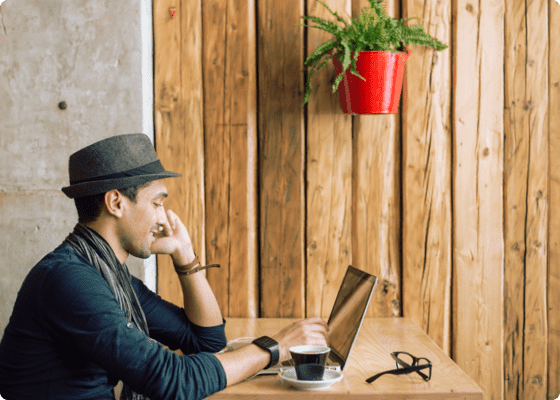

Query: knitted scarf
[62,223,150,400]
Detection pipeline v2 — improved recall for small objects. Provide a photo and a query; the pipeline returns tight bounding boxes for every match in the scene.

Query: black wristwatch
[252,336,280,369]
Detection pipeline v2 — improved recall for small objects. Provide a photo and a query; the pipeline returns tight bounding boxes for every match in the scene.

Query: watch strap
[252,336,280,369]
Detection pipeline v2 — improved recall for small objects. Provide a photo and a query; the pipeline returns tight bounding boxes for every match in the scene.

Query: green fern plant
[302,0,447,104]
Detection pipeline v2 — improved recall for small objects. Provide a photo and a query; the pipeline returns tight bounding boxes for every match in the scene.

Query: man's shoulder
[30,245,100,282]
[38,245,91,266]
[30,246,113,307]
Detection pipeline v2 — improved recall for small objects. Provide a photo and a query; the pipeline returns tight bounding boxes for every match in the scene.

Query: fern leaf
[305,39,337,67]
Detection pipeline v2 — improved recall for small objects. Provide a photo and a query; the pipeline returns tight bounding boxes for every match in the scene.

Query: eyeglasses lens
[395,352,414,368]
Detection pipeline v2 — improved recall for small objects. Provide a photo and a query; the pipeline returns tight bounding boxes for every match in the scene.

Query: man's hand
[149,209,196,266]
[272,317,329,362]
[215,317,329,387]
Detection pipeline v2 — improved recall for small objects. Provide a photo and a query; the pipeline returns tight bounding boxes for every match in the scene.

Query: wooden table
[206,318,483,399]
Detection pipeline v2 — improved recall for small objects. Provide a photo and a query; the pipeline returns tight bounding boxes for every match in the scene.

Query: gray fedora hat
[61,133,182,199]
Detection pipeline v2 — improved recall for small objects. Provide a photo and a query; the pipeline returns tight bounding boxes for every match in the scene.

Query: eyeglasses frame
[365,351,432,383]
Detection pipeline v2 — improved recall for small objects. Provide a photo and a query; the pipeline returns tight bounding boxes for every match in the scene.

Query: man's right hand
[214,317,329,387]
[271,317,329,362]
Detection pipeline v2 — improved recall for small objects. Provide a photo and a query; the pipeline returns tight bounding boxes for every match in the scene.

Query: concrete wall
[0,0,149,332]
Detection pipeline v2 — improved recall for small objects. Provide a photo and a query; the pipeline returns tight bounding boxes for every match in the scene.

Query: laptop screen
[327,266,378,369]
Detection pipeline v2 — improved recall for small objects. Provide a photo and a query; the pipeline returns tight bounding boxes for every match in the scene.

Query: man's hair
[74,181,153,224]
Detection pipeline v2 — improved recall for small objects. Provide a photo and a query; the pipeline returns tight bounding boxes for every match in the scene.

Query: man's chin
[128,247,153,260]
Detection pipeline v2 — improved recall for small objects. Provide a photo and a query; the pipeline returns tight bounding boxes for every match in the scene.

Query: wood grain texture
[401,0,452,353]
[349,0,401,320]
[504,0,549,398]
[154,0,206,306]
[352,114,401,318]
[305,0,353,320]
[453,1,505,399]
[549,2,560,398]
[519,1,548,398]
[503,1,527,397]
[202,0,258,318]
[258,0,306,317]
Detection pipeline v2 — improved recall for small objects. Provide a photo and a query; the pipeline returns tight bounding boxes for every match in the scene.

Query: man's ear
[104,190,125,218]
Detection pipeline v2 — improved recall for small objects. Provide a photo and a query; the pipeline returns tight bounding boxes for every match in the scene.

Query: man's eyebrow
[154,192,168,199]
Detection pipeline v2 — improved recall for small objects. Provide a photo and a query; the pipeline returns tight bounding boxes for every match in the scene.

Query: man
[0,134,328,400]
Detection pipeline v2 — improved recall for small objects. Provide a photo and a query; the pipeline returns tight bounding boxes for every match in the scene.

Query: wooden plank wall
[153,0,559,399]
[306,0,353,318]
[454,1,504,399]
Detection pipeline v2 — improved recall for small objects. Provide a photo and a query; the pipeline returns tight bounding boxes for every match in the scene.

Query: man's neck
[83,220,128,264]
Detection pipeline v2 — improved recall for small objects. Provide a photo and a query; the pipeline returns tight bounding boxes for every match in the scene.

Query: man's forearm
[173,251,223,327]
[214,345,270,386]
[178,271,223,326]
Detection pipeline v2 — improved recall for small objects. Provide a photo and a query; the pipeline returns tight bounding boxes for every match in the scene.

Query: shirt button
[127,322,133,328]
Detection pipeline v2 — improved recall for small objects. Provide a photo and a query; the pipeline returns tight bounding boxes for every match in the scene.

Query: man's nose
[156,206,167,225]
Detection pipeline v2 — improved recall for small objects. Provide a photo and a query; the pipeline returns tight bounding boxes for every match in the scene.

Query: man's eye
[154,203,162,208]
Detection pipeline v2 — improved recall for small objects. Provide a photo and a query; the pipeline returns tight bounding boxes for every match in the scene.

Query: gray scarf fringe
[62,223,150,400]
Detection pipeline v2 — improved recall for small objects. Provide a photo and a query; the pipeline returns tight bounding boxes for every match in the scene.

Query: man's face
[118,179,168,259]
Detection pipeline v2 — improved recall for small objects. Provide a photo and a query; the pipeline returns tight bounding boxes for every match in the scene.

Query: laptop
[259,265,378,374]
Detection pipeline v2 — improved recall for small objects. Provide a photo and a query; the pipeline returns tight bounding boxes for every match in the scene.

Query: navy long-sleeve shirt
[0,245,228,400]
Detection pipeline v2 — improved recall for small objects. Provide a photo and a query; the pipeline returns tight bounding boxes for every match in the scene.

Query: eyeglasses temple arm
[365,364,430,383]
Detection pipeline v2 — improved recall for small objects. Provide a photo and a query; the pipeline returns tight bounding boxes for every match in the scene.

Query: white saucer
[279,368,343,390]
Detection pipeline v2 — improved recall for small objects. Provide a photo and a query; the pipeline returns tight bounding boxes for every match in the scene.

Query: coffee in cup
[289,345,330,381]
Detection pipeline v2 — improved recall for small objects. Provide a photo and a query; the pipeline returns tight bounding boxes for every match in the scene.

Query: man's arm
[214,317,329,386]
[171,243,223,327]
[151,209,223,327]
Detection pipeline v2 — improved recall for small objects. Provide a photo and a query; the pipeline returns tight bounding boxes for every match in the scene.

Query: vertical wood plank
[503,1,527,396]
[202,0,229,316]
[549,2,560,398]
[504,0,549,398]
[227,0,259,318]
[203,0,259,318]
[401,0,452,353]
[351,0,401,319]
[522,1,549,394]
[153,0,185,304]
[453,0,505,399]
[154,0,205,305]
[258,0,305,317]
[305,0,353,319]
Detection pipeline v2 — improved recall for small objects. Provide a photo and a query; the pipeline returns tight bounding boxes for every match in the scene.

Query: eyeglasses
[366,351,432,383]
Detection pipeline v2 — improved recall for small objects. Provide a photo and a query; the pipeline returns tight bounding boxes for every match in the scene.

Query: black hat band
[70,160,165,185]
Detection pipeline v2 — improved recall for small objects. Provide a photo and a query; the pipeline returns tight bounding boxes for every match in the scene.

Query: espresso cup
[289,345,330,381]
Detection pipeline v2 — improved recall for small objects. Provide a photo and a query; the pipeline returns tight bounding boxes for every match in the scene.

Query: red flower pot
[332,49,410,114]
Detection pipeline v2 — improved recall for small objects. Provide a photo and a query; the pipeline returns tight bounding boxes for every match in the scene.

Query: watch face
[256,336,277,348]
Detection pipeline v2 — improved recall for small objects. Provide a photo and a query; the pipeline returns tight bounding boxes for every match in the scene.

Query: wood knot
[466,3,474,13]
[482,148,489,157]
[531,375,543,386]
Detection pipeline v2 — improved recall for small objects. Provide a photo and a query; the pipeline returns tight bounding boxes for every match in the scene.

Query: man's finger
[159,213,174,236]
[166,209,182,232]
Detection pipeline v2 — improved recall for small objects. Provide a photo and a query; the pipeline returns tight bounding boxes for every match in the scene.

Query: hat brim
[61,171,182,199]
